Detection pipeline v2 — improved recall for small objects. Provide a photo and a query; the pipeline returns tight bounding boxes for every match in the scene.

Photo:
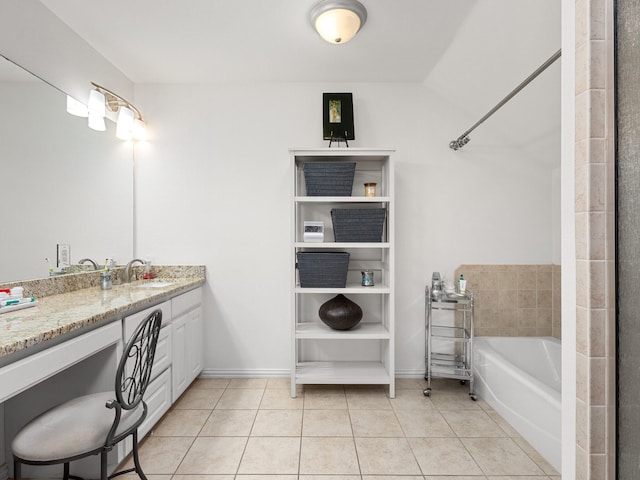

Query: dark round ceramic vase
[318,294,363,330]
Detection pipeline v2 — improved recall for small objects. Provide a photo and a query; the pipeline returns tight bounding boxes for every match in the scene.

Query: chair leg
[13,458,21,480]
[64,462,70,480]
[131,430,147,480]
[101,450,108,480]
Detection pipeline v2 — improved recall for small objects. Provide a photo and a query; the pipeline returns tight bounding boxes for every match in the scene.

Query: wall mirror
[0,54,134,283]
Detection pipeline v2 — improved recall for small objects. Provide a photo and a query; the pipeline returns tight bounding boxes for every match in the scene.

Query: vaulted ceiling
[36,0,561,156]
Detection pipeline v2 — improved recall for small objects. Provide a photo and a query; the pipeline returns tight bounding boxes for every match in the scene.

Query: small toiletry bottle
[458,274,466,294]
[101,271,112,290]
[143,260,155,279]
[101,259,112,290]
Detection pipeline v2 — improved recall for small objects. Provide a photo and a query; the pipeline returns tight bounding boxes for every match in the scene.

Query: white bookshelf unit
[290,148,395,398]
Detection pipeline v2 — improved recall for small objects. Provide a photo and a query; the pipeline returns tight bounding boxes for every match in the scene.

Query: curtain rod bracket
[449,135,470,151]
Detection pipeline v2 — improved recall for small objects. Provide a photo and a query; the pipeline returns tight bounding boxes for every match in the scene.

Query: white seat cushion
[12,392,144,462]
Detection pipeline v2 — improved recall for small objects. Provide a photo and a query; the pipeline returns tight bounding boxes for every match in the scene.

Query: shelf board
[295,284,390,294]
[430,325,470,340]
[295,242,390,249]
[429,364,472,379]
[296,322,390,339]
[295,361,391,384]
[295,196,391,203]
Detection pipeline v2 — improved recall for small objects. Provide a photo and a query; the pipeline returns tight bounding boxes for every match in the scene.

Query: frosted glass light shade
[88,89,106,117]
[88,114,106,131]
[66,95,88,117]
[116,106,135,140]
[310,0,367,44]
[132,119,147,141]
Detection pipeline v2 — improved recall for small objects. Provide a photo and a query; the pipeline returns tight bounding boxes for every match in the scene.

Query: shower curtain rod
[449,48,561,151]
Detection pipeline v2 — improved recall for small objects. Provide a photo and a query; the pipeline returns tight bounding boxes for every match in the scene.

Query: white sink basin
[134,281,174,288]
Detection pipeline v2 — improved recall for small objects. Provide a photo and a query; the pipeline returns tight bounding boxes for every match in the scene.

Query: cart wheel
[423,388,431,397]
[460,380,467,385]
[469,393,477,401]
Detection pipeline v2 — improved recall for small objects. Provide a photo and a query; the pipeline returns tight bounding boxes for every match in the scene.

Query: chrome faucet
[123,258,145,283]
[78,258,99,270]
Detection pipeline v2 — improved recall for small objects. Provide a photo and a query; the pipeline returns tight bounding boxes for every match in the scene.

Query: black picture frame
[323,93,355,141]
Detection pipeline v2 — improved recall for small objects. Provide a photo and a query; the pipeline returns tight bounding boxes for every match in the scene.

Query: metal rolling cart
[423,284,476,400]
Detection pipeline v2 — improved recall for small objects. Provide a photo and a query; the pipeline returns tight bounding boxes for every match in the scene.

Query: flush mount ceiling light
[310,0,367,44]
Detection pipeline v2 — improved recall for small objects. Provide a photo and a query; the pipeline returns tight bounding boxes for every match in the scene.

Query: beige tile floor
[123,377,561,480]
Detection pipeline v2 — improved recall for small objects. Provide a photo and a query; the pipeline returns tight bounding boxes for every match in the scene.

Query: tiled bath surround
[574,0,616,478]
[453,265,561,339]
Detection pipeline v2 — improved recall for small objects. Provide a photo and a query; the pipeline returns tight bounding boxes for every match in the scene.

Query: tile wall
[574,0,616,478]
[453,264,561,338]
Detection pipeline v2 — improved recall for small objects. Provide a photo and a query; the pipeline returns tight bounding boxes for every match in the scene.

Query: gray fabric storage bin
[297,251,350,287]
[331,208,386,242]
[303,162,356,196]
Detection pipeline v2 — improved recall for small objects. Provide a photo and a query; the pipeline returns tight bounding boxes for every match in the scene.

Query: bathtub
[473,336,561,471]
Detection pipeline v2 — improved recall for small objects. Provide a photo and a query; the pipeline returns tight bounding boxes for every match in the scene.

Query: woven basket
[303,162,356,196]
[297,252,350,288]
[331,208,386,242]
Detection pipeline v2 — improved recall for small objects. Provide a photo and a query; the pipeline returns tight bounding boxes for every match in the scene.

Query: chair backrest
[115,309,162,410]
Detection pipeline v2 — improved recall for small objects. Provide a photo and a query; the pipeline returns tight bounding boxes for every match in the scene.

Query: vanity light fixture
[87,114,106,132]
[66,96,88,117]
[115,105,134,140]
[310,0,367,44]
[87,88,107,131]
[84,82,147,140]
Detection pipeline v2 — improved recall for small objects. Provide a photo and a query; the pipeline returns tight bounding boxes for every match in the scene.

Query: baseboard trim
[198,368,425,379]
[199,368,290,378]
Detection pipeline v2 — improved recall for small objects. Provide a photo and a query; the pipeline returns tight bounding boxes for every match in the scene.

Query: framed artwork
[323,93,354,141]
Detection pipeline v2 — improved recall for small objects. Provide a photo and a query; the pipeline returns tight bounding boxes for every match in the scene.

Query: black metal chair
[12,309,162,480]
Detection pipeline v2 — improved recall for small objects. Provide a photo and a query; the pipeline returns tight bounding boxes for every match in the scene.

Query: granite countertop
[0,273,205,360]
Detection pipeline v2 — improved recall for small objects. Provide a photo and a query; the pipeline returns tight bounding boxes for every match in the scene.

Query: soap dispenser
[143,260,155,279]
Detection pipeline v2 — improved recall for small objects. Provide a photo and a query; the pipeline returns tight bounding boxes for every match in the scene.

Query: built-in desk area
[0,266,206,480]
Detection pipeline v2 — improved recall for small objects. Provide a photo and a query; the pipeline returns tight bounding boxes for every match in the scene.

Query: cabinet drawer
[151,325,172,381]
[122,366,172,457]
[125,323,171,384]
[123,300,172,339]
[139,366,172,439]
[172,287,201,317]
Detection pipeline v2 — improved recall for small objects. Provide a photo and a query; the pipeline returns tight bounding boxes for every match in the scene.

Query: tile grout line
[138,379,556,478]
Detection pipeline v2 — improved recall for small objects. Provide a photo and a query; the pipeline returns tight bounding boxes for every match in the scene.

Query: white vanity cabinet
[0,280,205,480]
[121,287,203,452]
[171,288,203,401]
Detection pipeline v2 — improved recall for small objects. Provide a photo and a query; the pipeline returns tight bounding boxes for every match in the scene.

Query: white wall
[0,0,560,377]
[134,82,558,375]
[0,0,132,104]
